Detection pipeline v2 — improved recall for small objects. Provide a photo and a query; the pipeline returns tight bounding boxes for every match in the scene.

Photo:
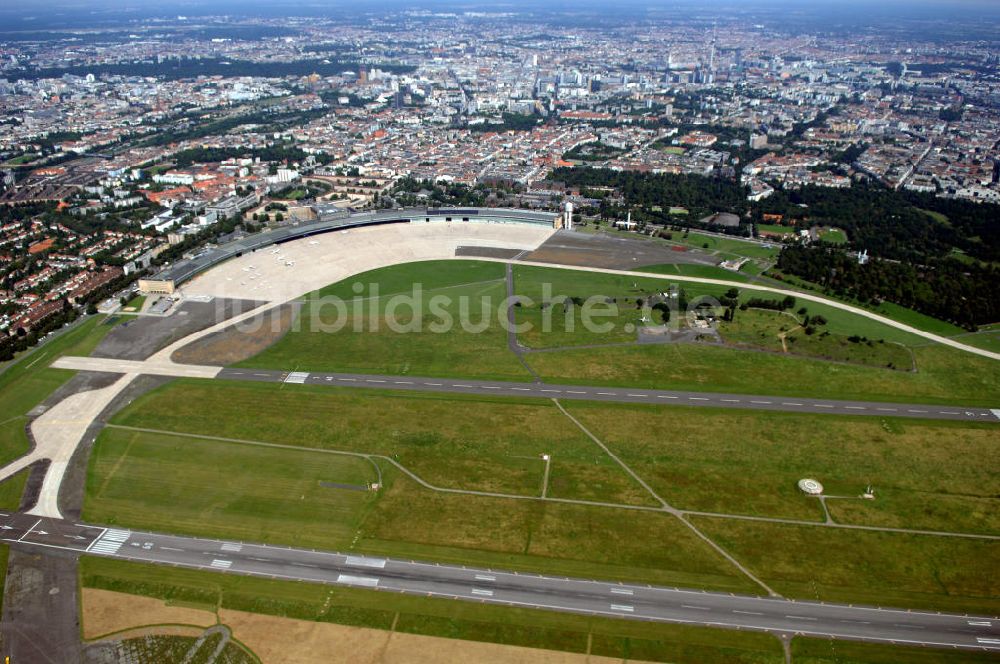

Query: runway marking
[688,397,709,401]
[474,574,496,582]
[814,404,834,409]
[291,562,318,568]
[782,402,803,406]
[786,615,817,621]
[394,381,413,385]
[840,620,871,625]
[160,546,184,552]
[876,408,897,412]
[626,394,648,398]
[540,389,561,393]
[750,400,772,405]
[610,604,634,613]
[424,382,442,386]
[610,587,634,596]
[566,390,586,394]
[991,409,1000,420]
[18,519,42,542]
[338,378,357,382]
[452,384,474,388]
[968,620,992,626]
[510,387,531,391]
[345,555,387,569]
[337,574,379,587]
[89,528,130,554]
[845,406,866,410]
[976,638,1000,645]
[908,409,928,413]
[365,379,386,383]
[471,588,494,597]
[682,605,711,611]
[733,610,763,616]
[657,395,679,399]
[210,559,233,569]
[221,543,243,552]
[941,411,960,415]
[721,399,740,403]
[482,386,500,389]
[597,392,617,396]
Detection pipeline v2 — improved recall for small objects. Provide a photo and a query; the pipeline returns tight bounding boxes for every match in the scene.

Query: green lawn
[818,227,848,244]
[90,380,757,592]
[691,516,1000,615]
[791,637,998,663]
[239,260,531,380]
[107,379,651,504]
[756,224,793,236]
[564,402,1000,534]
[0,315,124,465]
[720,308,915,370]
[0,469,29,511]
[81,557,784,664]
[84,427,378,550]
[642,263,754,283]
[527,342,1000,406]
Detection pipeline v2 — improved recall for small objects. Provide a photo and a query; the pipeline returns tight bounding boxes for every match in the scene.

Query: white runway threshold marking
[284,372,309,384]
[610,587,634,596]
[210,559,233,569]
[221,543,243,552]
[89,529,130,554]
[991,409,1000,421]
[471,588,494,597]
[345,555,387,569]
[337,574,379,588]
[610,604,634,613]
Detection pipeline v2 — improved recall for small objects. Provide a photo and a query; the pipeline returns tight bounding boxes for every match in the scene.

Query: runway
[219,368,1000,422]
[1,512,997,652]
[49,356,1000,422]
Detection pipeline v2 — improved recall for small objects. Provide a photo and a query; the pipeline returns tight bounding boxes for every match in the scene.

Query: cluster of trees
[740,295,798,312]
[469,113,542,133]
[776,245,998,329]
[169,144,312,168]
[753,182,1000,264]
[14,57,414,83]
[553,167,750,232]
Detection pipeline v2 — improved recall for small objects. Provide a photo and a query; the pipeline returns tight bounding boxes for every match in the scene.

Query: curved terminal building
[139,207,558,294]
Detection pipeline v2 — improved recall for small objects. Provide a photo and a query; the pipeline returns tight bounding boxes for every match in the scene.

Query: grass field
[236,260,994,403]
[85,427,378,550]
[720,308,915,370]
[563,401,1000,534]
[642,262,755,283]
[0,469,29,511]
[107,379,652,503]
[818,227,848,244]
[0,315,124,465]
[238,260,531,380]
[691,516,1000,615]
[80,557,784,663]
[791,637,998,663]
[756,224,793,236]
[527,342,1000,406]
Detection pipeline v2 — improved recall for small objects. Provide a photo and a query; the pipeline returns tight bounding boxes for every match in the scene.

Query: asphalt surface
[217,368,1000,423]
[0,512,997,652]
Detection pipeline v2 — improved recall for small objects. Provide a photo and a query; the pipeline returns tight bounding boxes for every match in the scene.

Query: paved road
[0,512,996,652]
[218,368,1000,423]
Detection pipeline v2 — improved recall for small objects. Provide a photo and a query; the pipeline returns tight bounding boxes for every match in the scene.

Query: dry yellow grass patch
[81,588,216,639]
[220,609,634,664]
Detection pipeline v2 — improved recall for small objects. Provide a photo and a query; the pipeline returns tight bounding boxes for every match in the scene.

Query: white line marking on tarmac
[610,588,634,596]
[688,397,709,401]
[472,588,494,597]
[345,555,386,569]
[721,399,740,403]
[733,610,763,616]
[658,395,679,399]
[968,620,992,626]
[976,638,1000,645]
[160,546,184,552]
[597,392,616,396]
[750,400,772,405]
[877,408,897,412]
[786,615,817,621]
[541,389,561,393]
[610,604,634,613]
[682,605,711,611]
[474,574,496,582]
[782,403,802,406]
[845,406,866,410]
[566,390,586,394]
[627,394,648,398]
[337,574,379,587]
